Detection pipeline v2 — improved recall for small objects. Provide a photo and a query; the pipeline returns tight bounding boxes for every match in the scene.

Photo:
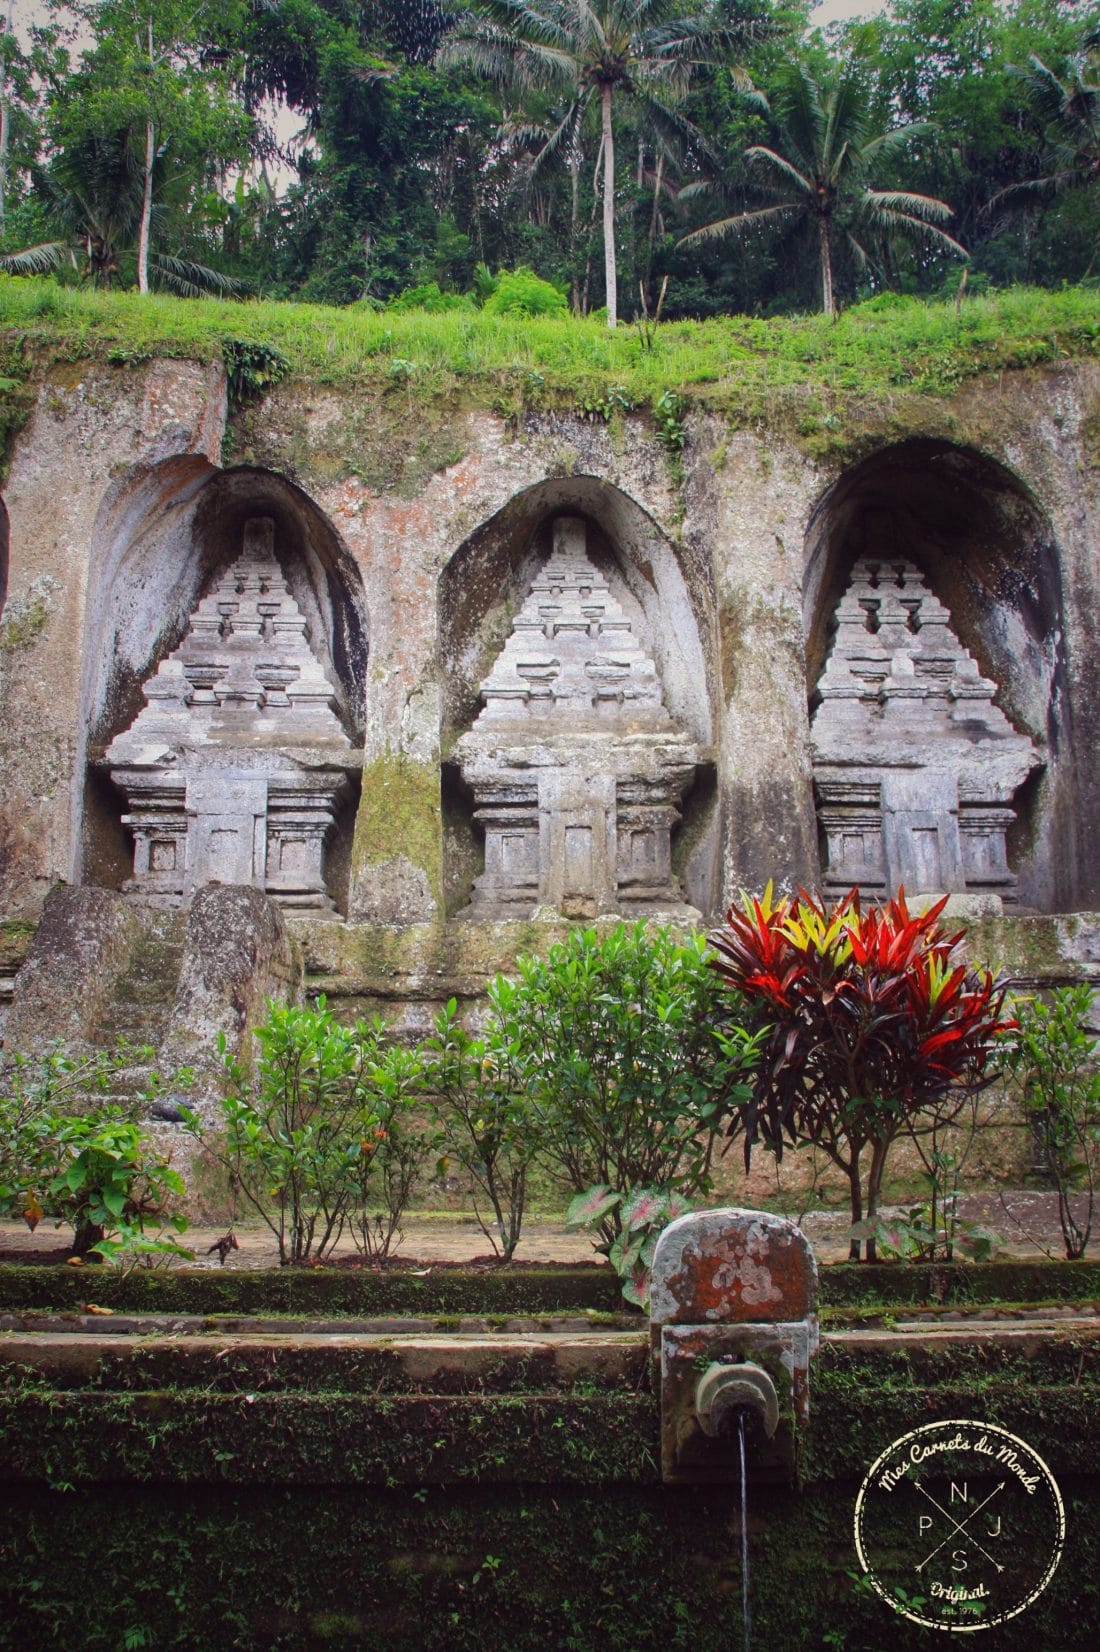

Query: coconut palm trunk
[0,0,12,233]
[819,210,835,316]
[600,81,617,327]
[137,114,154,294]
[136,19,155,295]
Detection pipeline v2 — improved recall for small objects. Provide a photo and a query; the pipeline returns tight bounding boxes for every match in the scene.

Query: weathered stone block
[161,883,300,1103]
[5,886,140,1052]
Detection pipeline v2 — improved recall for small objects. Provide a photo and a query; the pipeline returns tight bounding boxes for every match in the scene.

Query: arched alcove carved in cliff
[439,478,719,919]
[79,461,368,914]
[803,440,1071,912]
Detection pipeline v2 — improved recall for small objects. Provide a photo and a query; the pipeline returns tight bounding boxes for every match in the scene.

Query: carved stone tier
[104,518,359,911]
[455,517,704,920]
[811,558,1042,903]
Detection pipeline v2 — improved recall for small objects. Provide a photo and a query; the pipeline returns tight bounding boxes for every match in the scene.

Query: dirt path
[0,1192,1091,1270]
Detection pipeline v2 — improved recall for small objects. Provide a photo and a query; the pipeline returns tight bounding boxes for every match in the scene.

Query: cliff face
[0,351,1098,1032]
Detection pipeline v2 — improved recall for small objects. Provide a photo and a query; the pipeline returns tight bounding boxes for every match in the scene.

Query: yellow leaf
[83,1303,114,1316]
[22,1195,43,1233]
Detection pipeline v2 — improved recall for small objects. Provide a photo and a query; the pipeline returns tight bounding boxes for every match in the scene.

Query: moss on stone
[352,756,444,908]
[0,1263,625,1316]
[0,918,35,970]
[0,588,51,652]
[227,380,474,495]
[0,1407,1096,1648]
[819,1258,1100,1306]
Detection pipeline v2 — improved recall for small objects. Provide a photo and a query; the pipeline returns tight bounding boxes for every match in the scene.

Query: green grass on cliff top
[1,276,1097,412]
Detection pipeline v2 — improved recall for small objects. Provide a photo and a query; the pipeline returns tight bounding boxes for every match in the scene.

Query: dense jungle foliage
[0,1,1096,320]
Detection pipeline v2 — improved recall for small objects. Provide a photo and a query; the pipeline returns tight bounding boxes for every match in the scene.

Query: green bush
[387,281,476,313]
[424,1000,537,1261]
[0,1049,189,1263]
[201,999,432,1266]
[1003,985,1100,1258]
[482,266,569,318]
[343,1043,437,1265]
[493,922,762,1241]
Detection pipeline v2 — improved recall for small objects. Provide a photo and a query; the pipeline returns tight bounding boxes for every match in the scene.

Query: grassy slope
[1,277,1097,420]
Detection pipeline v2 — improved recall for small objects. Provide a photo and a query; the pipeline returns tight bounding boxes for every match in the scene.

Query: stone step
[0,1326,649,1396]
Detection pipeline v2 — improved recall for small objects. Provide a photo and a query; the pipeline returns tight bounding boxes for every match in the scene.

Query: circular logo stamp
[854,1419,1065,1632]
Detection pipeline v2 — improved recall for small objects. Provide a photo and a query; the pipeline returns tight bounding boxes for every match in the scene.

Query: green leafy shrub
[201,999,431,1266]
[0,1049,190,1263]
[482,266,569,318]
[387,282,476,313]
[496,922,762,1242]
[344,1044,437,1265]
[221,338,291,405]
[424,1000,537,1261]
[1003,984,1100,1258]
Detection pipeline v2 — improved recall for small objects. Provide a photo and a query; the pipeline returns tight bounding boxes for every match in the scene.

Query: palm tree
[0,127,243,294]
[680,62,967,316]
[988,42,1099,222]
[439,1,774,327]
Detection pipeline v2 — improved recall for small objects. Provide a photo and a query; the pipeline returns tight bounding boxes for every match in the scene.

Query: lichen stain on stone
[0,577,56,652]
[711,1232,785,1310]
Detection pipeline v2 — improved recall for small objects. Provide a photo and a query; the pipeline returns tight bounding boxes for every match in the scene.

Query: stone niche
[103,517,360,912]
[810,557,1042,904]
[454,515,705,920]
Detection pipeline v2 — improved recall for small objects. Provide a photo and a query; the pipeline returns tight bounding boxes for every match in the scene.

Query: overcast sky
[809,1,890,22]
[8,1,894,49]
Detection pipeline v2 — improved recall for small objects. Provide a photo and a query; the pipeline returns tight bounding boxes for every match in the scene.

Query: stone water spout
[649,1208,818,1484]
[694,1360,780,1443]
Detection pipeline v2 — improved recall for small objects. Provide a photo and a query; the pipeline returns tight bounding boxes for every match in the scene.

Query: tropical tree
[989,33,1099,228]
[439,1,775,326]
[681,60,967,314]
[0,126,243,293]
[58,0,251,292]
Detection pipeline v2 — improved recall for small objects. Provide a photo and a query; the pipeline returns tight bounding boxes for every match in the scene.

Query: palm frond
[679,202,799,248]
[744,145,814,201]
[862,205,968,260]
[0,241,73,275]
[819,68,868,177]
[865,189,955,224]
[151,255,248,298]
[858,120,938,168]
[1016,54,1076,128]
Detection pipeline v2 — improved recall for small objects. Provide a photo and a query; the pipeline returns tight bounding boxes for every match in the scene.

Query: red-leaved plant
[709,885,1016,1260]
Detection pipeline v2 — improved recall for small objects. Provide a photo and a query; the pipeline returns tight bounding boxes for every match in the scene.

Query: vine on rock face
[709,885,1016,1261]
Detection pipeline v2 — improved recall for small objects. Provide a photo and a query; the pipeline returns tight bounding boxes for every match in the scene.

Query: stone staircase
[0,1309,653,1486]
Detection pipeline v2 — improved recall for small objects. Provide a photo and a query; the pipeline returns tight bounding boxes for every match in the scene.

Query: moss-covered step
[0,1262,625,1315]
[0,1326,648,1395]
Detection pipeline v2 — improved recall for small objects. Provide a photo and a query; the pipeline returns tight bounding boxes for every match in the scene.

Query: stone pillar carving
[455,516,705,920]
[104,517,360,911]
[810,558,1041,904]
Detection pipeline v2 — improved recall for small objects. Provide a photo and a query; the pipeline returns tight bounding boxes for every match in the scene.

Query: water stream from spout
[738,1410,751,1652]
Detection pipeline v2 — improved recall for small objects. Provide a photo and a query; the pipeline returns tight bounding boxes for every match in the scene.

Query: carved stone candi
[455,516,706,920]
[810,558,1042,904]
[104,518,360,911]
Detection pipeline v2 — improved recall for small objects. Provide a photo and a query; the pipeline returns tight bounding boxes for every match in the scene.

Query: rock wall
[1,354,1099,1038]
